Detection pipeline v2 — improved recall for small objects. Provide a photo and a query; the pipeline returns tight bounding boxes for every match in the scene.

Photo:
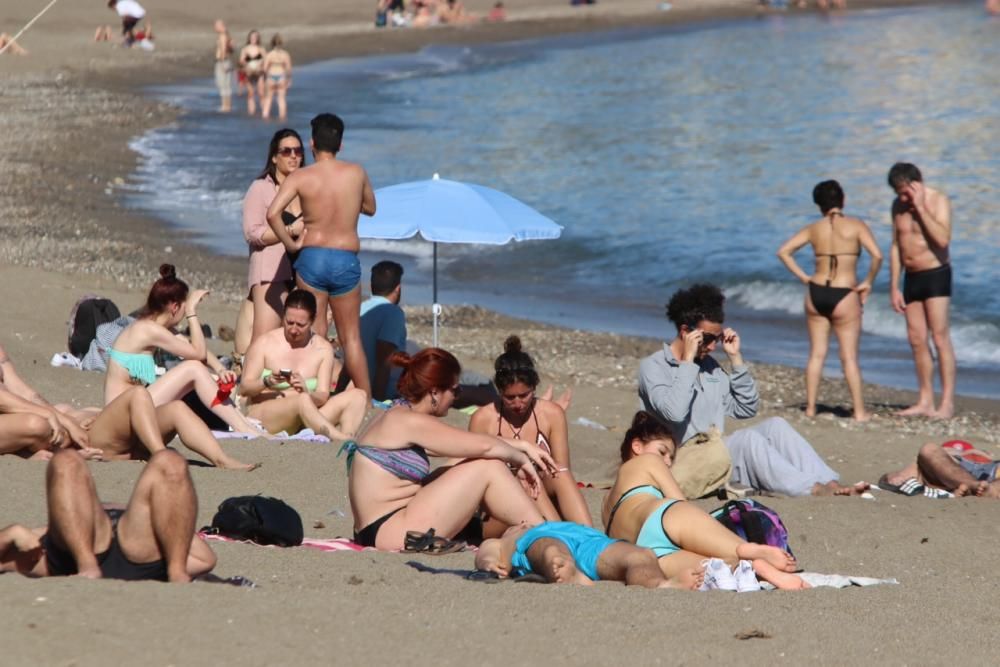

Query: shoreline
[2,0,992,411]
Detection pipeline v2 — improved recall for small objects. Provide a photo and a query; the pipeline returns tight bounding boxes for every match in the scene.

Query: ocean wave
[726,280,1000,365]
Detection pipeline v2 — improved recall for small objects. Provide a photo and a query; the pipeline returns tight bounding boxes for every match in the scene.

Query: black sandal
[403,529,467,555]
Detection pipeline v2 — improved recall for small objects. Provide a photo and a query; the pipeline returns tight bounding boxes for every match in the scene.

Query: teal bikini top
[108,348,157,386]
[604,484,664,535]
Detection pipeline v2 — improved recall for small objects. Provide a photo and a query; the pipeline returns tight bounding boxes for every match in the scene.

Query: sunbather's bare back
[285,158,375,252]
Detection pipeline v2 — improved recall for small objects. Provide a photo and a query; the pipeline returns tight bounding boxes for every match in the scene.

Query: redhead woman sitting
[343,348,557,551]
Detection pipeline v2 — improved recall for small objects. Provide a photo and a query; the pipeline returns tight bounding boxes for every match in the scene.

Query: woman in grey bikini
[343,347,557,551]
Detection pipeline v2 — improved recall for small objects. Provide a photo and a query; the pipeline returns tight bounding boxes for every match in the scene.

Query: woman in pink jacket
[237,129,306,355]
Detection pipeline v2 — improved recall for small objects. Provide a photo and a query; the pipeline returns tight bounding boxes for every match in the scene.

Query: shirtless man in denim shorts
[267,113,376,398]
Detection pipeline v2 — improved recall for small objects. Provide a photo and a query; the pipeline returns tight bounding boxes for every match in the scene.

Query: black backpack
[68,296,121,358]
[207,496,304,547]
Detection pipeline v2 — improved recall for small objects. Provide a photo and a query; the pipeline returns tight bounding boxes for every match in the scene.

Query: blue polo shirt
[360,296,407,399]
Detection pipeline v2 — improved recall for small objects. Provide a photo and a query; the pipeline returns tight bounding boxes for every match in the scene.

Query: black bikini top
[814,211,860,286]
[281,210,302,226]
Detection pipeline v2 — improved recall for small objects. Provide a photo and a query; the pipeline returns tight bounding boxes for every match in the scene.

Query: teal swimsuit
[510,522,619,581]
[108,349,157,386]
[605,485,683,558]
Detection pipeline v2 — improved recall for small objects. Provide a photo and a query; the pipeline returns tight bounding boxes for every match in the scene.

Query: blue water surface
[128,1,1000,397]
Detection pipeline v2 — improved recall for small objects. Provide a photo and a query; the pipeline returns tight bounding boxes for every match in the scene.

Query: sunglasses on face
[699,331,723,346]
[277,146,304,157]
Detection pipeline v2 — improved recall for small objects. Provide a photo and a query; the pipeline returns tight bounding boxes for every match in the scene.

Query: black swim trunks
[42,510,168,581]
[903,264,952,304]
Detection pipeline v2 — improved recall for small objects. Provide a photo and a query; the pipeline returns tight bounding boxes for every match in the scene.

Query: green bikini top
[261,369,319,392]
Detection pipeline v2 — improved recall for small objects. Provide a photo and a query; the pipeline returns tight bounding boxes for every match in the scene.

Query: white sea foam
[726,281,1000,365]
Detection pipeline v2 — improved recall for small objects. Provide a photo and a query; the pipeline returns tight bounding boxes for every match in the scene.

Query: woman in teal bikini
[105,264,265,437]
[603,411,808,590]
[343,347,558,550]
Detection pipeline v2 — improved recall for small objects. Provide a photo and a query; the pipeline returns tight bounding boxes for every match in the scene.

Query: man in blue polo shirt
[360,261,407,400]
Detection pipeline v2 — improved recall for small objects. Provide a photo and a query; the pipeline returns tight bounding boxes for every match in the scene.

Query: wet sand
[1,0,998,665]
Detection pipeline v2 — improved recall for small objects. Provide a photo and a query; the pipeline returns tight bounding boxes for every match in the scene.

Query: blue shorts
[510,522,619,581]
[957,458,999,482]
[294,247,361,297]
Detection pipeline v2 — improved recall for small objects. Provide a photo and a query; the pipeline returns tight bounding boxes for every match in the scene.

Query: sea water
[126,1,1000,397]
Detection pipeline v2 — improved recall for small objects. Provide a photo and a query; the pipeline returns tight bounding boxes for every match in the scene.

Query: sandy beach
[2,0,999,664]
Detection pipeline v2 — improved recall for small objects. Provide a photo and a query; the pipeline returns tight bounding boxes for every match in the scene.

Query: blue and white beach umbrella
[359,174,563,345]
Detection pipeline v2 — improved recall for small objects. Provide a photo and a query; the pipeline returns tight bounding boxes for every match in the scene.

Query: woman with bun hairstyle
[469,335,591,526]
[105,264,265,438]
[342,347,558,550]
[603,411,808,590]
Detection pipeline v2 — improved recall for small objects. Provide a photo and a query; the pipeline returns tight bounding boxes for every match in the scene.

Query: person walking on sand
[777,180,882,422]
[267,113,376,398]
[261,34,292,121]
[107,0,145,46]
[213,20,234,113]
[887,163,955,419]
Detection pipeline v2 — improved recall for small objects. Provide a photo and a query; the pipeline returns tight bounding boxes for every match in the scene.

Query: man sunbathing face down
[474,522,704,589]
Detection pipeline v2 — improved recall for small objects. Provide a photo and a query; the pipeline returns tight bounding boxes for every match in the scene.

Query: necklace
[499,404,530,440]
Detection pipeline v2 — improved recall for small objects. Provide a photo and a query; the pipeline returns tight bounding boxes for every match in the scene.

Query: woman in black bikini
[777,180,882,422]
[469,336,591,527]
[239,30,266,116]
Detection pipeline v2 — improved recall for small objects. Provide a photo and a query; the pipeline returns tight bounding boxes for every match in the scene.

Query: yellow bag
[670,427,733,500]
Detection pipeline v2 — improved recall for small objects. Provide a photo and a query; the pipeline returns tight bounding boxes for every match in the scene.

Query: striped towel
[200,533,372,552]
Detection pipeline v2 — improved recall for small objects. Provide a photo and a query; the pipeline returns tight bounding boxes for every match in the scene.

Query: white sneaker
[734,560,761,592]
[699,558,738,591]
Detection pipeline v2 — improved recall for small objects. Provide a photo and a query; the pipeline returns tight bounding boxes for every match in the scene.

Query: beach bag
[208,496,304,547]
[68,296,121,358]
[711,499,794,557]
[669,428,733,499]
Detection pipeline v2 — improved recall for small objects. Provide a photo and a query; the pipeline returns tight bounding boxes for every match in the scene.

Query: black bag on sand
[208,496,304,547]
[68,297,121,358]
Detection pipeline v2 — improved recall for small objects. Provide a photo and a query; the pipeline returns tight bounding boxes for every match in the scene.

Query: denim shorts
[957,458,999,482]
[294,247,361,297]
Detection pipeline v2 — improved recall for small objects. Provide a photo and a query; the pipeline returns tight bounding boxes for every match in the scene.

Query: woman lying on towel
[469,335,591,527]
[343,347,558,550]
[603,411,808,590]
[104,264,265,437]
[240,289,367,440]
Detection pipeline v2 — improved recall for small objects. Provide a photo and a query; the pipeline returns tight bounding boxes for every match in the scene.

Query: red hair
[144,264,189,316]
[391,348,461,403]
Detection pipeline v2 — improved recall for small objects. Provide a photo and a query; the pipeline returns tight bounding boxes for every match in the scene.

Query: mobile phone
[279,368,292,379]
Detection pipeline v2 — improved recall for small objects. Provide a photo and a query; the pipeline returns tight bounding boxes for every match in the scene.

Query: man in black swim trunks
[888,162,955,419]
[0,449,216,582]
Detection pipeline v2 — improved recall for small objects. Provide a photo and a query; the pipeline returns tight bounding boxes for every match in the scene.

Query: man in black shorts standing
[0,449,216,582]
[888,162,955,419]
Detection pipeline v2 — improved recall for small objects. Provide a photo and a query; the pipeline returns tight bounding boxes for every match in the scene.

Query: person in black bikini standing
[887,162,955,419]
[778,180,882,422]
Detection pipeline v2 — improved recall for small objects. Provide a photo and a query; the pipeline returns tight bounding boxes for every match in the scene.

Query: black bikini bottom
[809,283,853,319]
[354,507,404,548]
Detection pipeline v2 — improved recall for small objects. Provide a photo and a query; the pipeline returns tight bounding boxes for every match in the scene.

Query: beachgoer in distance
[880,441,1000,499]
[213,20,234,113]
[475,521,702,589]
[603,411,809,589]
[487,2,507,21]
[342,347,558,550]
[0,449,216,582]
[266,113,376,398]
[237,128,306,355]
[241,289,367,440]
[888,162,955,419]
[107,0,145,46]
[989,0,1000,16]
[239,30,266,116]
[777,180,882,422]
[469,336,591,527]
[0,32,28,55]
[638,284,868,497]
[261,34,292,121]
[360,260,407,400]
[105,264,265,437]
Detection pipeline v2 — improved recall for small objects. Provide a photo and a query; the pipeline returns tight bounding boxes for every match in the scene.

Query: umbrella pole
[432,242,440,347]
